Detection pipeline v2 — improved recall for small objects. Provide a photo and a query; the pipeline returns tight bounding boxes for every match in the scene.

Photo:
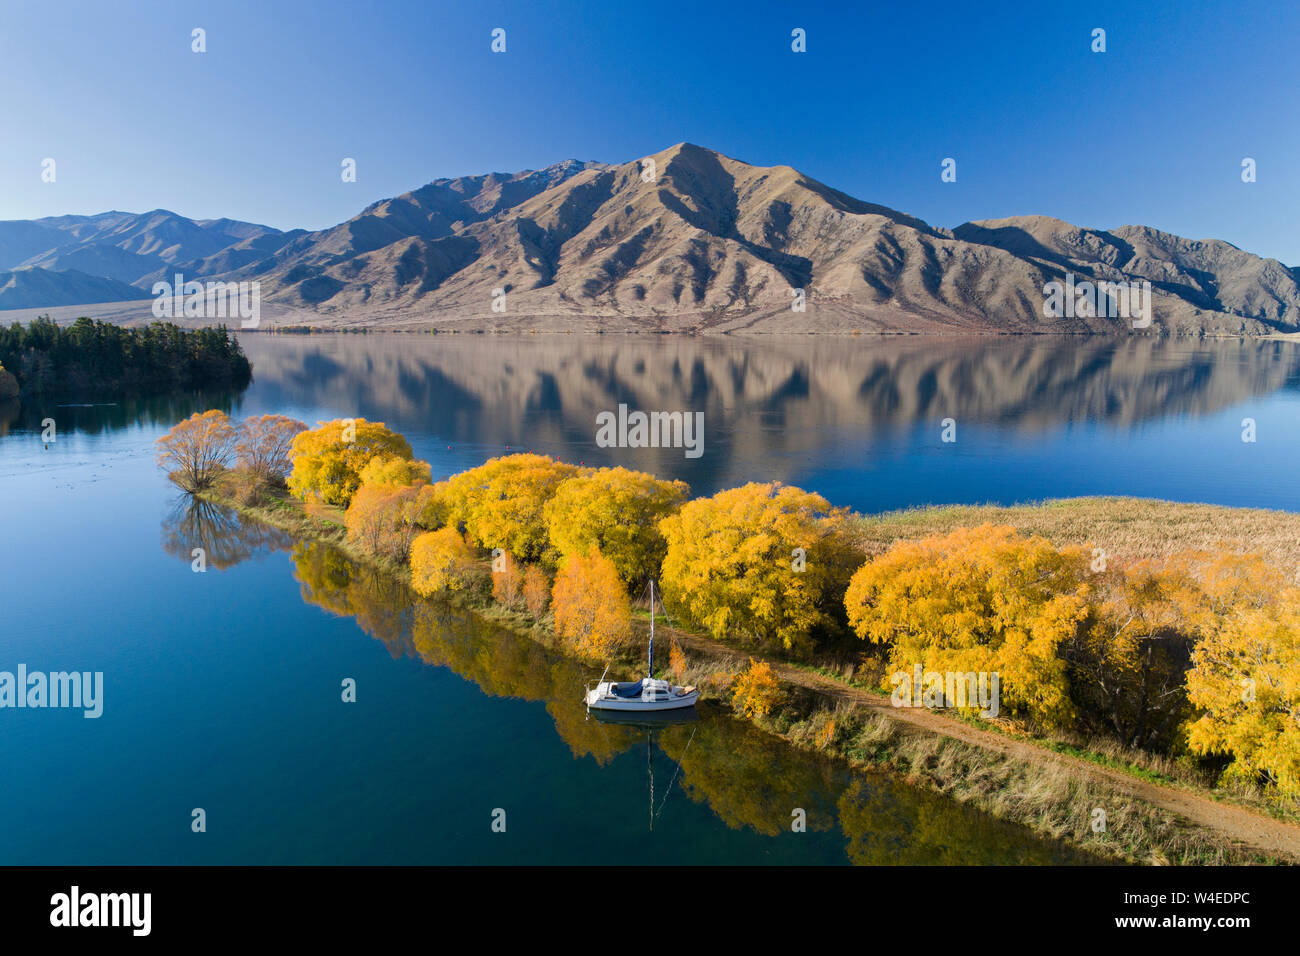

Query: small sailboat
[585,581,699,712]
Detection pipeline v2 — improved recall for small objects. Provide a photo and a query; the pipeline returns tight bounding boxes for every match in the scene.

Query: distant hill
[0,267,148,310]
[4,145,1297,334]
[0,210,283,287]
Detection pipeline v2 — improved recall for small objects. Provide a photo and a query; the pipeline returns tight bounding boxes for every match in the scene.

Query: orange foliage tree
[731,658,782,718]
[358,455,432,490]
[155,409,240,492]
[658,482,859,653]
[491,551,524,610]
[344,483,426,563]
[523,565,551,618]
[551,550,633,659]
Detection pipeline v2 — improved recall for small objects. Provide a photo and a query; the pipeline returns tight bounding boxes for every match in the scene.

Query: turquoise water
[4,333,1298,864]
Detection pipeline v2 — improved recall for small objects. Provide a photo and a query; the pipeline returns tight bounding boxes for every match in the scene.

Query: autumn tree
[344,483,425,563]
[409,527,482,597]
[844,525,1091,728]
[358,454,432,491]
[658,482,860,654]
[155,409,240,492]
[286,418,415,507]
[1185,586,1300,796]
[1064,560,1200,750]
[235,414,307,484]
[414,481,452,531]
[545,467,688,588]
[491,550,524,610]
[442,454,585,562]
[551,549,633,660]
[523,565,551,618]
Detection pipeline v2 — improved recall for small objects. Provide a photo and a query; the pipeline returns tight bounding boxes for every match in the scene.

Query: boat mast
[648,580,655,677]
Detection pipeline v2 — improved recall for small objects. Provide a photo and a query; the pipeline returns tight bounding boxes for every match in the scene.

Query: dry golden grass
[854,496,1300,575]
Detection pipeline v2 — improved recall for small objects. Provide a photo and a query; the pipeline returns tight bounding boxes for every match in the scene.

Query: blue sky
[2,0,1297,264]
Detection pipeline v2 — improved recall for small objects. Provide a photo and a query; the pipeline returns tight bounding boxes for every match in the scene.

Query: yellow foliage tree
[551,549,633,660]
[731,658,782,719]
[414,480,452,530]
[442,454,585,562]
[1186,595,1300,796]
[409,527,481,597]
[358,454,431,490]
[658,482,859,653]
[545,467,688,588]
[286,418,414,507]
[844,525,1091,728]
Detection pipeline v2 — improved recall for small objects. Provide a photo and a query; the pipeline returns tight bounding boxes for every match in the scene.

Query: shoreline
[197,477,1300,864]
[6,301,1300,340]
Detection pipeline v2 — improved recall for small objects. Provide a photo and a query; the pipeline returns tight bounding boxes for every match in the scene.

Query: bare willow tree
[155,409,239,492]
[236,414,307,485]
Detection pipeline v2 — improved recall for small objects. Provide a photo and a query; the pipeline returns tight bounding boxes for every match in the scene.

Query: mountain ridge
[3,144,1296,334]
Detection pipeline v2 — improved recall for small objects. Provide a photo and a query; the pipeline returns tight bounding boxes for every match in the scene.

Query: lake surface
[4,332,1299,865]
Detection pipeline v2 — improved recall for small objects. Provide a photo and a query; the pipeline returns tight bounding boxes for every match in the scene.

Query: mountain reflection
[238,333,1300,486]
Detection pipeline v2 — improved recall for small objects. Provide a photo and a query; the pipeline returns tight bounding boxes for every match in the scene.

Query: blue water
[3,332,1296,864]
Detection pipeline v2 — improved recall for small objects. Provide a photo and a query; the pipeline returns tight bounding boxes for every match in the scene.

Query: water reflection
[170,501,1097,863]
[161,496,294,570]
[3,389,246,439]
[234,333,1300,495]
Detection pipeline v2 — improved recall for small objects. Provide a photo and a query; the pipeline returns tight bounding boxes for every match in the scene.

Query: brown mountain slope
[238,144,1296,334]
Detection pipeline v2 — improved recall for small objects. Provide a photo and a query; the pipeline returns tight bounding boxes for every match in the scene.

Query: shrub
[732,658,782,718]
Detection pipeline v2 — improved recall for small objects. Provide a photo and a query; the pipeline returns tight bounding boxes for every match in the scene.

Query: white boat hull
[585,680,699,712]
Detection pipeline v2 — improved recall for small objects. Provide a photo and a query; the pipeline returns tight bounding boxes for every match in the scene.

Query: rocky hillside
[6,145,1297,334]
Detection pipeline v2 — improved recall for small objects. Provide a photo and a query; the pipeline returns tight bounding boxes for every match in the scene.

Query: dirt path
[662,626,1300,862]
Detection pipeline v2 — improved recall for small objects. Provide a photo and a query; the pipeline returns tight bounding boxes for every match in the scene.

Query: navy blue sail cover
[612,680,645,698]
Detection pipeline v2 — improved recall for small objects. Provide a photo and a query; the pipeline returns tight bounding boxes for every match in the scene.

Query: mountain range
[3,143,1297,334]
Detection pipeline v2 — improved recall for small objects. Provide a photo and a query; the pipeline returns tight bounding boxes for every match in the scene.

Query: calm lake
[3,332,1299,864]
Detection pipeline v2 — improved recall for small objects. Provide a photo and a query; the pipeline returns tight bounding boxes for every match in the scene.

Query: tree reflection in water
[276,536,1100,863]
[160,496,294,571]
